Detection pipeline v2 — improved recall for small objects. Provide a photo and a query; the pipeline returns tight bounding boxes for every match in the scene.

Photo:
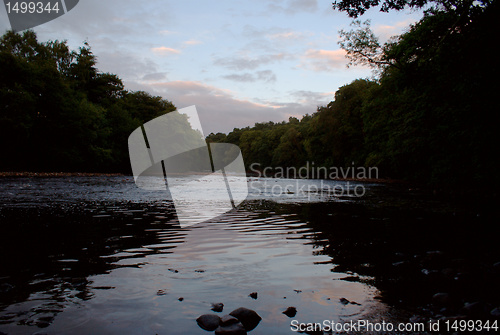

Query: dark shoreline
[0,171,126,178]
[0,171,402,184]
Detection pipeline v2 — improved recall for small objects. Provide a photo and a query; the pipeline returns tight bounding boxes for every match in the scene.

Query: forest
[1,0,497,187]
[0,31,176,172]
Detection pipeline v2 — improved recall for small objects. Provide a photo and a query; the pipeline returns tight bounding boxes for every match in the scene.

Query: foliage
[0,30,175,172]
[210,1,497,187]
[338,20,395,72]
[331,0,492,17]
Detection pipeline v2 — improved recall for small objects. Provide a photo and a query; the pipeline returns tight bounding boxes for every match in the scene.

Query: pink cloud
[151,46,181,55]
[182,39,203,46]
[301,49,347,71]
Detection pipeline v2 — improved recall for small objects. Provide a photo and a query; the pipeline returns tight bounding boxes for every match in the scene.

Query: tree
[356,1,498,184]
[272,126,306,168]
[338,20,397,72]
[332,0,491,17]
[0,30,178,173]
[206,132,227,143]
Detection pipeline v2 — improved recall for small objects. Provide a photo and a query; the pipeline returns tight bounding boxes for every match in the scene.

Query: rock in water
[432,293,451,306]
[220,315,239,326]
[490,307,500,317]
[229,307,262,331]
[282,306,297,317]
[409,315,426,323]
[212,302,224,312]
[249,292,258,299]
[339,297,350,305]
[0,283,14,293]
[196,314,221,331]
[215,322,247,335]
[460,301,486,317]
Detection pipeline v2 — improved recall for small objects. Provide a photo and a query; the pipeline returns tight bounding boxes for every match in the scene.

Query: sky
[0,0,424,135]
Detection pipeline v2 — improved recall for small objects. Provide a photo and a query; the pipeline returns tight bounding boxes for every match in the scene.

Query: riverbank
[0,171,125,178]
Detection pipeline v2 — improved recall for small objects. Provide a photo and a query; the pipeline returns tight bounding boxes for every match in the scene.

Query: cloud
[223,70,277,83]
[223,73,256,82]
[300,49,347,71]
[214,53,290,70]
[142,72,168,82]
[289,90,335,104]
[182,39,203,46]
[242,25,307,41]
[266,31,306,40]
[256,70,277,82]
[27,0,177,80]
[34,0,176,46]
[151,46,181,55]
[374,19,416,42]
[287,0,318,13]
[253,89,334,118]
[238,25,311,53]
[95,51,160,81]
[123,80,331,134]
[123,80,334,134]
[142,81,286,134]
[267,0,319,15]
[159,30,177,36]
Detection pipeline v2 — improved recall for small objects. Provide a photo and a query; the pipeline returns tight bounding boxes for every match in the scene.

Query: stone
[229,307,262,331]
[220,315,239,326]
[490,307,500,317]
[432,293,451,306]
[196,314,221,331]
[0,283,14,293]
[282,306,297,317]
[460,302,486,317]
[212,302,224,312]
[409,315,426,323]
[215,322,247,335]
[339,297,350,305]
[392,261,408,267]
[441,268,455,277]
[249,292,258,299]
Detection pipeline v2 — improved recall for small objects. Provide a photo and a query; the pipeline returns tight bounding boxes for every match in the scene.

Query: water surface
[0,177,424,334]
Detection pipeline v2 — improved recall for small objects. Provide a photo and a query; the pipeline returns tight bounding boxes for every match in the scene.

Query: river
[0,176,497,334]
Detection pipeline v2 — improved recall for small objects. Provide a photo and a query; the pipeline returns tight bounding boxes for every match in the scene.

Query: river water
[1,176,489,334]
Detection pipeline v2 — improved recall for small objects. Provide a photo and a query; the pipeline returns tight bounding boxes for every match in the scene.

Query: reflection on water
[0,177,420,334]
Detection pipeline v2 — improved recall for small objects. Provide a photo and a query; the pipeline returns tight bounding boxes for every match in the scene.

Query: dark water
[0,177,498,334]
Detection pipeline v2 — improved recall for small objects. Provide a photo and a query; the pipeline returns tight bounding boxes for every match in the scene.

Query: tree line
[0,30,176,172]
